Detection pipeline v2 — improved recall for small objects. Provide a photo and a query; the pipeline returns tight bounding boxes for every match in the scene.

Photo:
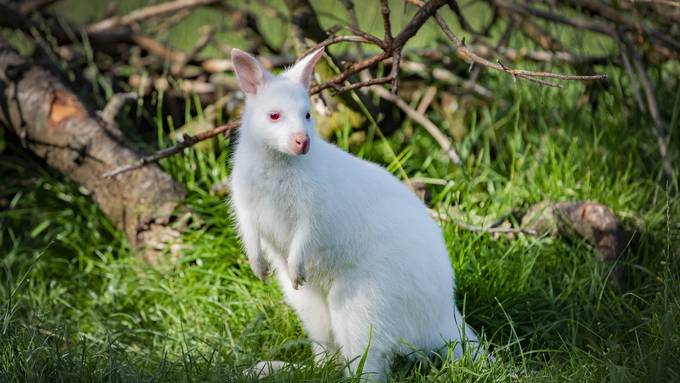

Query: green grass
[2,67,678,381]
[2,2,680,381]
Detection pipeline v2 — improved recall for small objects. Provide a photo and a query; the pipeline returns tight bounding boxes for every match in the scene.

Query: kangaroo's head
[231,48,324,156]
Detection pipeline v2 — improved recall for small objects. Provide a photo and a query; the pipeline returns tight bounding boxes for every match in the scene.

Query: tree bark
[0,39,185,263]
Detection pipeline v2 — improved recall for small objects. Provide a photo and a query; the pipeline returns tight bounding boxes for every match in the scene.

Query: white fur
[230,48,480,381]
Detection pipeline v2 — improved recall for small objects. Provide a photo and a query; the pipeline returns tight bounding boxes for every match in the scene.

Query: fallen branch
[0,39,186,263]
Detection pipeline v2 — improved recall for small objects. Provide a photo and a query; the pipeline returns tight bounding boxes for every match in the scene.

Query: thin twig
[102,0,615,178]
[493,0,615,36]
[344,25,385,48]
[416,86,437,115]
[370,85,462,164]
[312,0,449,94]
[436,16,606,84]
[616,34,646,112]
[102,121,239,178]
[407,0,607,86]
[327,76,394,94]
[299,35,382,58]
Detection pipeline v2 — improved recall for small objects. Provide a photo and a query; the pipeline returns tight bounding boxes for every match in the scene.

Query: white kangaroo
[229,48,481,381]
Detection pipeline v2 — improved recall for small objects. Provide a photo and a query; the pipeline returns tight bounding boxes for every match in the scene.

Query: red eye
[268,112,281,121]
[305,112,311,120]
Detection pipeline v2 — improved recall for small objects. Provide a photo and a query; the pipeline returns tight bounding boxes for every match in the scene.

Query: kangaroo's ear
[231,48,267,96]
[284,48,324,88]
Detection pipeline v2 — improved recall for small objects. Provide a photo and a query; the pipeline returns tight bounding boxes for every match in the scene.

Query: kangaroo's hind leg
[326,282,393,381]
[269,253,337,363]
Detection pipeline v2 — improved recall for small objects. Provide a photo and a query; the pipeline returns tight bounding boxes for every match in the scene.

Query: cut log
[0,39,185,264]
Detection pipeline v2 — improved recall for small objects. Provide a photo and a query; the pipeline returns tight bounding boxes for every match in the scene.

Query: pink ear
[231,48,266,96]
[285,48,325,88]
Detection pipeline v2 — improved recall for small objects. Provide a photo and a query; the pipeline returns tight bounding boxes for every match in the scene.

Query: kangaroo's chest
[240,163,309,256]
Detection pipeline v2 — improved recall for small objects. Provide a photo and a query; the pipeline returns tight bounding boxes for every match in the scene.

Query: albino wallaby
[230,48,481,381]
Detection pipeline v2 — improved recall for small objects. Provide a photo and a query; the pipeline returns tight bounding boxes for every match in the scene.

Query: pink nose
[290,133,310,155]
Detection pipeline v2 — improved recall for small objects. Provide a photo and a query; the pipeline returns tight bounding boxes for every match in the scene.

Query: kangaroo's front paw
[249,256,270,281]
[289,263,305,290]
[292,275,305,290]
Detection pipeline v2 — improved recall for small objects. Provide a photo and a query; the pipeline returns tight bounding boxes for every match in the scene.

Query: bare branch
[416,86,438,115]
[563,0,680,52]
[102,121,239,178]
[370,85,462,164]
[392,0,448,50]
[87,0,219,33]
[299,35,383,58]
[100,0,620,178]
[406,0,607,86]
[493,0,615,36]
[389,50,401,93]
[345,25,385,48]
[440,10,606,84]
[380,0,394,46]
[326,76,394,94]
[312,0,448,94]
